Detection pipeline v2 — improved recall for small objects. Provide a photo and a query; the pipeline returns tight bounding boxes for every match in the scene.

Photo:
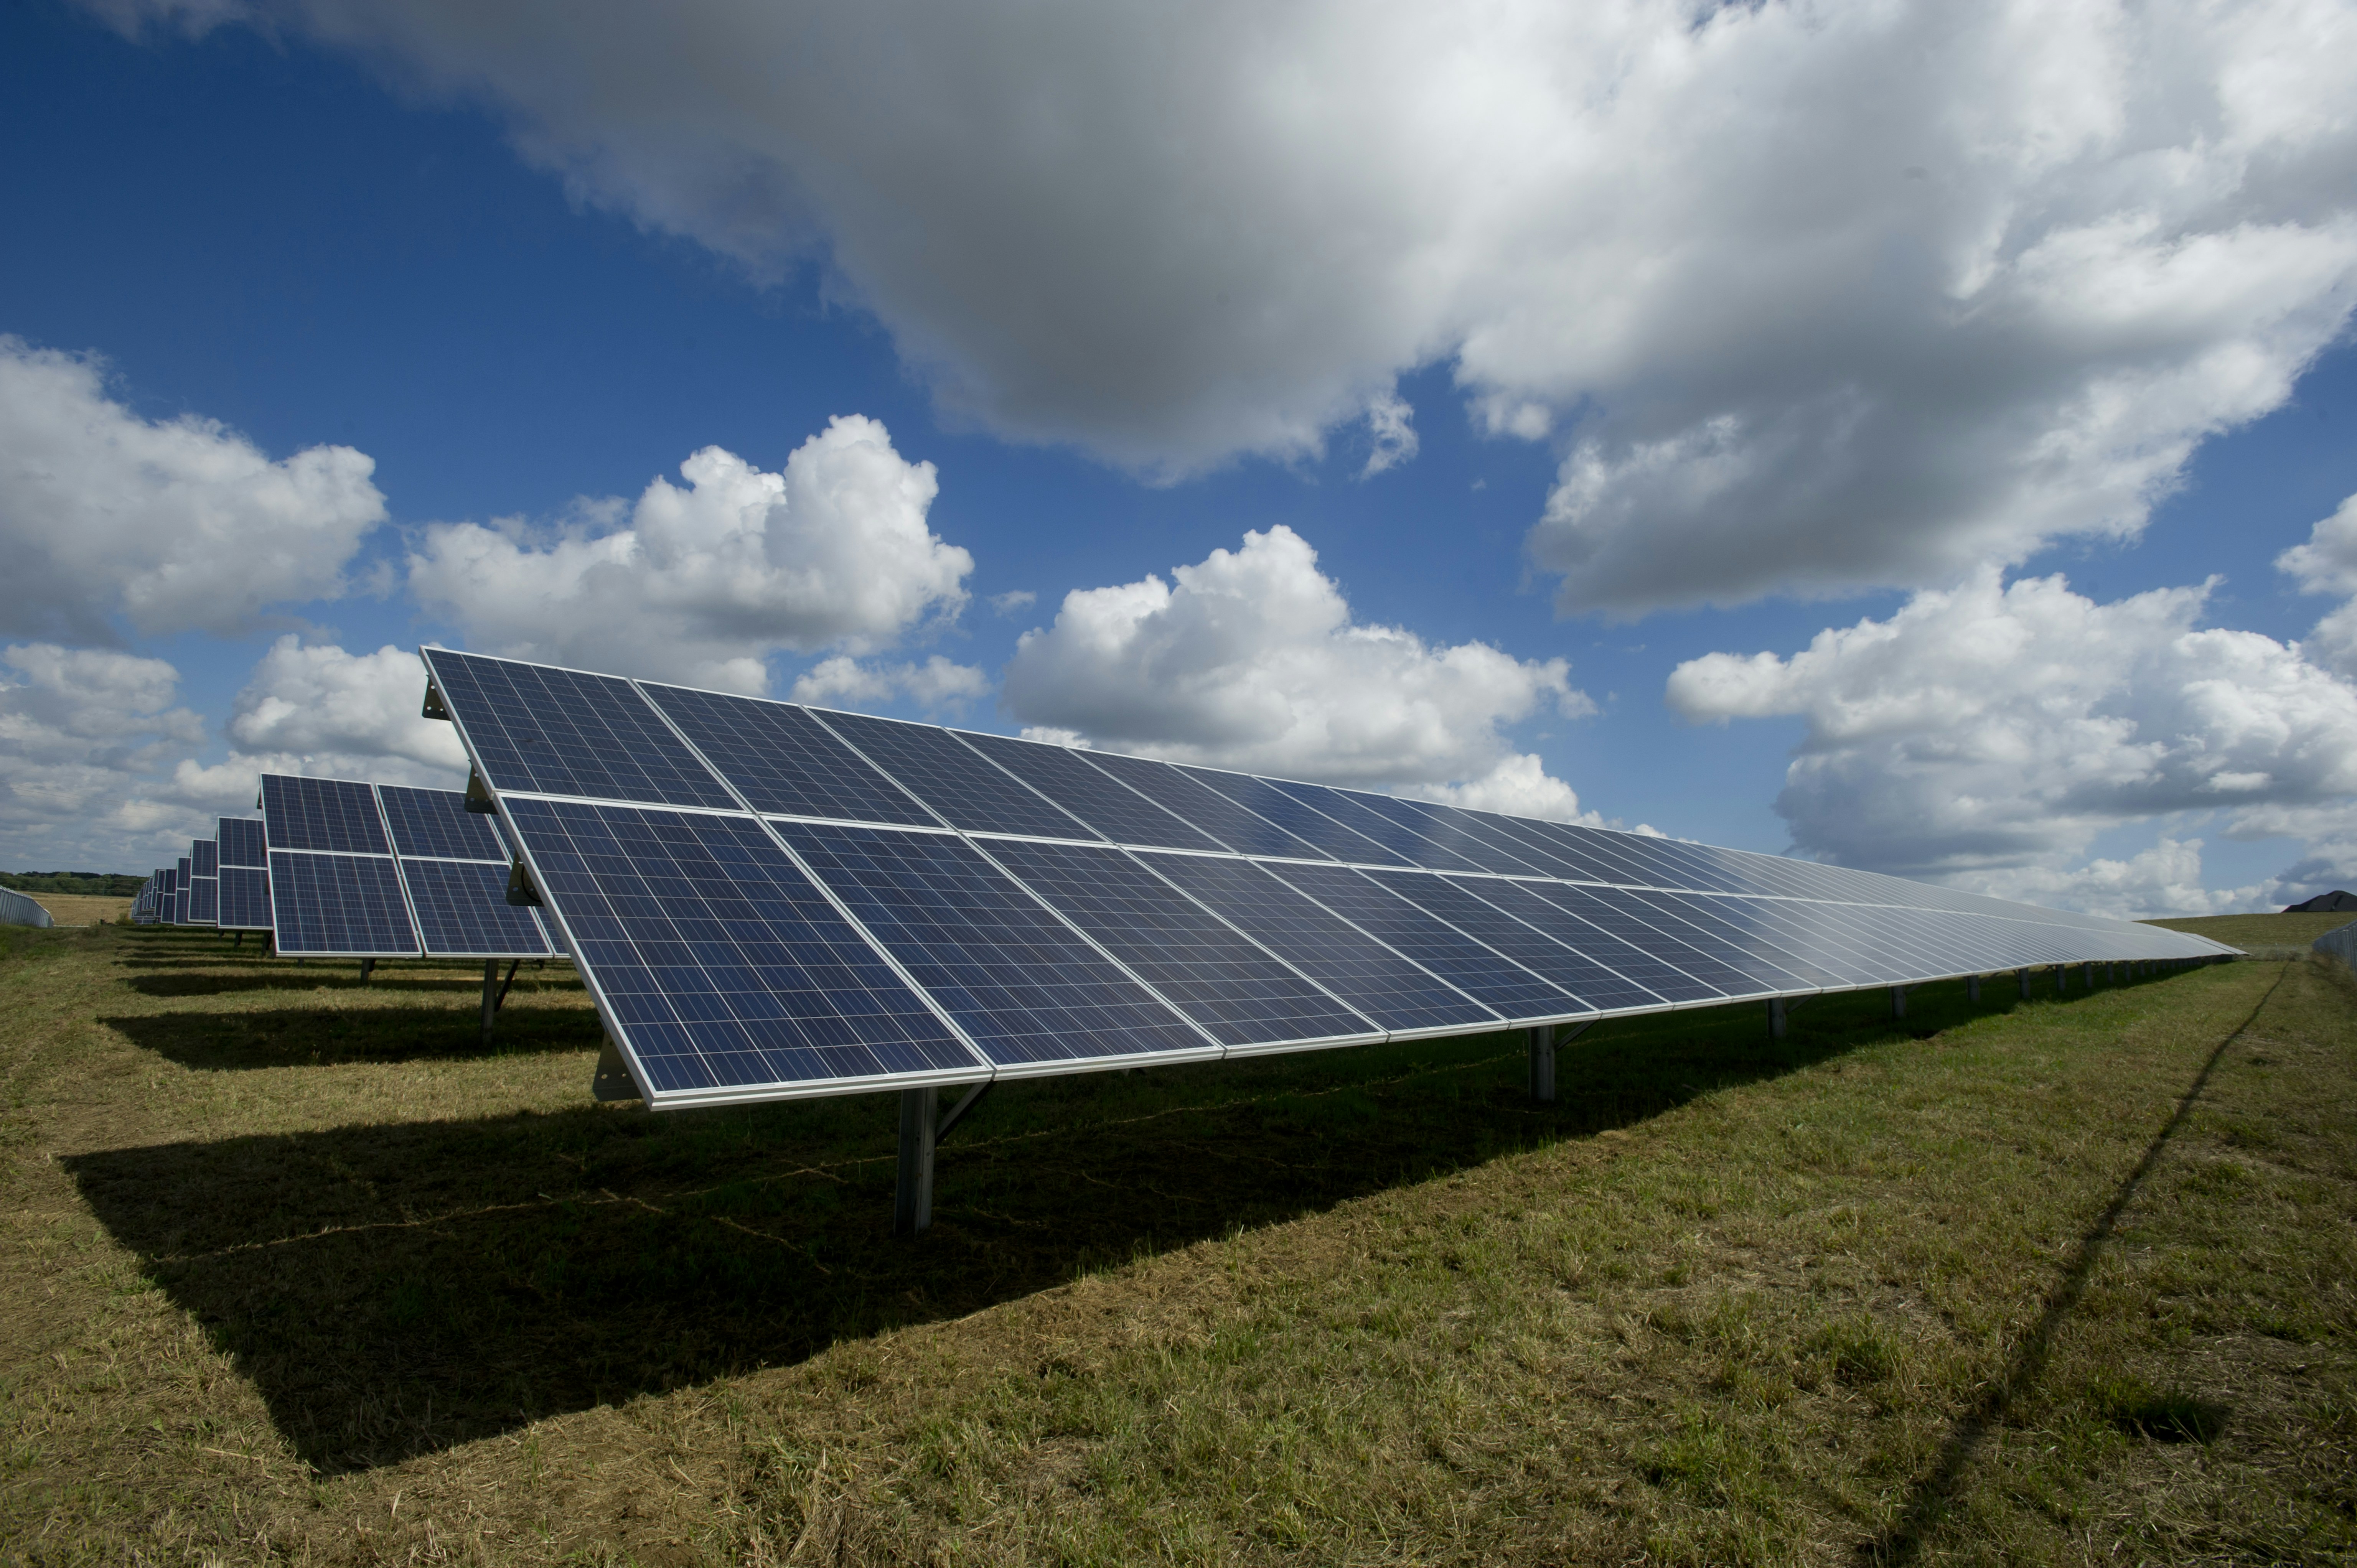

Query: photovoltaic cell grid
[218,816,272,930]
[420,647,2240,1109]
[259,775,553,959]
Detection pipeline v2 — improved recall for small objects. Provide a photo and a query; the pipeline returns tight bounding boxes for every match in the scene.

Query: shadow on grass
[62,981,2068,1476]
[104,995,605,1069]
[123,968,577,998]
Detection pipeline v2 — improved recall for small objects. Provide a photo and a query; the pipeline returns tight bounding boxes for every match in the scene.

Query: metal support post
[1528,1025,1556,1102]
[895,1086,939,1237]
[1890,985,1907,1019]
[1967,975,1981,1002]
[1767,998,1787,1039]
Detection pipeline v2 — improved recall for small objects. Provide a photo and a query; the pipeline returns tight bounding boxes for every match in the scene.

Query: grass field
[17,894,132,927]
[2146,910,2357,958]
[1,919,2350,1564]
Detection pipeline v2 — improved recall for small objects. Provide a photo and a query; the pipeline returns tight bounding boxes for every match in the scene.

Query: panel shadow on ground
[61,991,1967,1472]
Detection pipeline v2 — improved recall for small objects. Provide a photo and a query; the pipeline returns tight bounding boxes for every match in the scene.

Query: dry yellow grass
[20,893,132,926]
[0,920,2348,1564]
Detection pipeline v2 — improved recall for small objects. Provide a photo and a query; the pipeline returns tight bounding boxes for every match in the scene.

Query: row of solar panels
[129,781,559,961]
[415,646,2238,1111]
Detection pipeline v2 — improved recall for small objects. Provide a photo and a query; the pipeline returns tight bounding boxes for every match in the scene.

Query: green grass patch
[0,923,2350,1564]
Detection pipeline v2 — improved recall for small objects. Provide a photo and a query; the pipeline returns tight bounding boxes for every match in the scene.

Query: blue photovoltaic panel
[774,822,1214,1068]
[262,775,391,855]
[191,839,219,878]
[1076,749,1336,860]
[1619,890,1838,989]
[1369,797,1587,879]
[1360,871,1668,1013]
[267,852,420,956]
[1266,783,1497,874]
[812,710,1098,841]
[1518,883,1776,998]
[982,837,1376,1048]
[378,784,509,861]
[1454,876,1726,1004]
[1138,852,1500,1037]
[187,877,218,925]
[398,858,554,959]
[218,817,267,869]
[1469,817,1635,883]
[1178,767,1417,866]
[1259,861,1582,1022]
[639,682,938,827]
[503,799,977,1095]
[417,647,2240,1112]
[953,731,1227,852]
[218,866,273,931]
[1658,894,1884,986]
[422,648,736,810]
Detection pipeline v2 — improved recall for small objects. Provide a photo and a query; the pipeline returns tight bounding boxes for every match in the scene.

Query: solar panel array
[216,817,273,931]
[259,774,556,960]
[420,647,2239,1112]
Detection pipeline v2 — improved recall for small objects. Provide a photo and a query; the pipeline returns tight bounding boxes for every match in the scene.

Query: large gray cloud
[96,0,2357,613]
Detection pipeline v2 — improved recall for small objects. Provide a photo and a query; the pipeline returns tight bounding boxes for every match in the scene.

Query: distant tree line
[0,872,145,896]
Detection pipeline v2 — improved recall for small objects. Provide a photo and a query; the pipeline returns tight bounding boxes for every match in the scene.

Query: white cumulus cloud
[2278,491,2357,675]
[94,0,2357,610]
[226,637,466,771]
[791,654,990,713]
[407,415,973,693]
[1002,524,1592,813]
[0,336,386,642]
[1666,570,2357,911]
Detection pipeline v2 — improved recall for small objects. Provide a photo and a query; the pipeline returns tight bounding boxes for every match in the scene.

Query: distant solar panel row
[258,774,555,960]
[418,647,2237,1112]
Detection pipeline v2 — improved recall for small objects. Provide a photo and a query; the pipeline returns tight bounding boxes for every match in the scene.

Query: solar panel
[261,775,391,854]
[375,784,554,959]
[218,866,273,931]
[1264,782,1498,874]
[639,682,939,827]
[1258,861,1586,1023]
[186,866,219,926]
[981,837,1378,1049]
[1360,870,1668,1013]
[267,851,419,957]
[774,822,1218,1072]
[218,818,266,867]
[1137,851,1502,1038]
[1519,883,1780,999]
[418,646,2243,1127]
[378,784,509,860]
[1075,749,1337,860]
[951,731,1228,852]
[1175,766,1418,866]
[261,775,419,958]
[810,710,1099,841]
[421,647,737,810]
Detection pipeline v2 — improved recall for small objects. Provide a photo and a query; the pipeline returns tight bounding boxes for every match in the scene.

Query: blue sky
[5,0,2355,915]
